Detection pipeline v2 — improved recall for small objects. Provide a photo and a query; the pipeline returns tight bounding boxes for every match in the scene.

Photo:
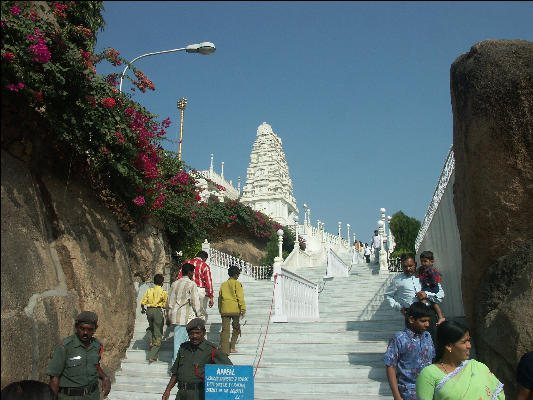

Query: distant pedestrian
[372,230,381,263]
[178,251,214,320]
[167,263,206,366]
[218,265,246,355]
[383,302,435,400]
[140,273,168,363]
[364,243,371,263]
[46,311,111,399]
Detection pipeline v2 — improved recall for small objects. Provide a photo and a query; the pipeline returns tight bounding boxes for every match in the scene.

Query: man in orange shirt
[177,251,214,319]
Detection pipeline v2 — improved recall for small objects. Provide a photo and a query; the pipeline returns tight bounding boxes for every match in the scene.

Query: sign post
[205,365,253,400]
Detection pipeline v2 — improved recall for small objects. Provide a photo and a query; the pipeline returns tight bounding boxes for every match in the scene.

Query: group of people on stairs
[383,251,532,400]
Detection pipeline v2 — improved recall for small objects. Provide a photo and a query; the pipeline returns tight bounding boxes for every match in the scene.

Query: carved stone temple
[240,122,298,226]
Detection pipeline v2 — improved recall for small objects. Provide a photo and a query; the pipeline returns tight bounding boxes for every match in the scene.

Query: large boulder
[475,241,533,398]
[129,222,169,282]
[1,150,136,387]
[451,39,533,395]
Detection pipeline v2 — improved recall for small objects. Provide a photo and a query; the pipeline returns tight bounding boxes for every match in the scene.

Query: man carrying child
[384,253,445,343]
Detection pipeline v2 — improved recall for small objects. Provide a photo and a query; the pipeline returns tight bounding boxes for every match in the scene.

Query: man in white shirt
[384,253,444,343]
[167,263,206,365]
[371,230,381,264]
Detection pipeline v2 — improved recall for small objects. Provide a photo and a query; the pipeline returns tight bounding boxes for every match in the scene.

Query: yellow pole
[176,98,187,160]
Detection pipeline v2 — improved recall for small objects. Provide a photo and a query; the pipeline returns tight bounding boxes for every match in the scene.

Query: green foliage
[389,211,421,256]
[1,1,288,264]
[260,227,295,266]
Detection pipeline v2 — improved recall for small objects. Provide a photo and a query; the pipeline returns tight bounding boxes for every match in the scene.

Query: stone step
[132,325,400,347]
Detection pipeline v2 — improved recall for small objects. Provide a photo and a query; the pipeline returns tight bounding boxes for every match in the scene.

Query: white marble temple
[240,122,298,226]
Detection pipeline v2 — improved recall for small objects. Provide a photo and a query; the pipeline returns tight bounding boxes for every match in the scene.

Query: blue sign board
[205,365,254,400]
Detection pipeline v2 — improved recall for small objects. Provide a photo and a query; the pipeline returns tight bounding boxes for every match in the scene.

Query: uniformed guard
[47,311,111,399]
[162,318,232,400]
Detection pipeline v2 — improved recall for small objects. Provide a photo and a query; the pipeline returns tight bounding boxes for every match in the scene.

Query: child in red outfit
[418,251,446,326]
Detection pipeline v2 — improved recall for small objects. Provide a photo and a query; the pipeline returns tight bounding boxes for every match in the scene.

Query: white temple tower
[240,122,298,226]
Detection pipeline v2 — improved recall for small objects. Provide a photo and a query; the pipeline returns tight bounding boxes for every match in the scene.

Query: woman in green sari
[415,321,505,400]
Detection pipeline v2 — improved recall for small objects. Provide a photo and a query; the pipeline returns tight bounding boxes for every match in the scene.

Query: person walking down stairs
[218,265,246,355]
[140,274,168,363]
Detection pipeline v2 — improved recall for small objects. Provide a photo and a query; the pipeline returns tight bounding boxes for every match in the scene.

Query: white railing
[209,247,271,280]
[282,247,312,271]
[300,224,350,252]
[198,169,240,200]
[272,267,319,322]
[415,146,455,252]
[326,248,350,278]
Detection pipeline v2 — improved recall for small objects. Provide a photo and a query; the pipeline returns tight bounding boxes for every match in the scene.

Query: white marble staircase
[108,254,404,400]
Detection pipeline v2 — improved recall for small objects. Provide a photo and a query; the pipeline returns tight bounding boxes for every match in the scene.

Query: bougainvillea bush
[1,1,291,258]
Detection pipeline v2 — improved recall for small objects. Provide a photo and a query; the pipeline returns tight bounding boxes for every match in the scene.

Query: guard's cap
[186,318,206,331]
[76,311,98,325]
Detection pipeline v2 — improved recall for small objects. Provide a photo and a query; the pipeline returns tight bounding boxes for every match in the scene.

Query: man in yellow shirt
[218,265,246,355]
[140,273,168,363]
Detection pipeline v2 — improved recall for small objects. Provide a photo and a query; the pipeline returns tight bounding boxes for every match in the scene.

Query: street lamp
[118,42,216,92]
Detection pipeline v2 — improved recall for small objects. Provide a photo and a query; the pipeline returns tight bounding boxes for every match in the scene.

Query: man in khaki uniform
[162,318,232,400]
[47,311,111,399]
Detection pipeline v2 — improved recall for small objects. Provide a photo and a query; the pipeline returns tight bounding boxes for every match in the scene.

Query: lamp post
[346,224,351,247]
[118,42,216,92]
[378,220,388,272]
[338,221,342,237]
[293,214,299,250]
[276,229,284,261]
[303,204,308,226]
[176,97,187,160]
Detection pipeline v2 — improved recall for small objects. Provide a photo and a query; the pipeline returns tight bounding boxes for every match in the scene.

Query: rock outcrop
[451,39,533,396]
[1,150,165,387]
[475,241,533,397]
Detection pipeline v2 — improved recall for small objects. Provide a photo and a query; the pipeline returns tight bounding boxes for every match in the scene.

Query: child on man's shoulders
[418,250,446,326]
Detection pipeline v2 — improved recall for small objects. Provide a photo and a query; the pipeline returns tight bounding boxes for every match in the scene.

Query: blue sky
[94,1,532,242]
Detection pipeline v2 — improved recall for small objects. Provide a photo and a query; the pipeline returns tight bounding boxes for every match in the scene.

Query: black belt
[178,382,204,390]
[59,381,98,396]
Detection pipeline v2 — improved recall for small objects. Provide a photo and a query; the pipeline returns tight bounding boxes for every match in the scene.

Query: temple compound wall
[240,122,298,226]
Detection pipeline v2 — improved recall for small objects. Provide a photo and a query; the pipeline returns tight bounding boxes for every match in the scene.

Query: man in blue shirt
[383,302,435,400]
[384,253,444,343]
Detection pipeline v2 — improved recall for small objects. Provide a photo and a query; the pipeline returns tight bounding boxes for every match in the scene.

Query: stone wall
[416,171,464,318]
[451,39,533,397]
[1,150,168,388]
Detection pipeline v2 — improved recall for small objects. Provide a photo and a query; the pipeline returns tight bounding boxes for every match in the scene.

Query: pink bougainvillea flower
[230,215,236,220]
[102,147,109,155]
[162,117,171,128]
[2,51,15,62]
[115,131,125,144]
[6,82,24,92]
[27,29,51,64]
[34,91,43,103]
[100,98,116,108]
[133,196,146,206]
[53,3,68,18]
[10,5,21,16]
[191,212,197,218]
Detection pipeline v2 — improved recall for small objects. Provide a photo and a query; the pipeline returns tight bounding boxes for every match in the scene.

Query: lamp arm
[119,47,187,92]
